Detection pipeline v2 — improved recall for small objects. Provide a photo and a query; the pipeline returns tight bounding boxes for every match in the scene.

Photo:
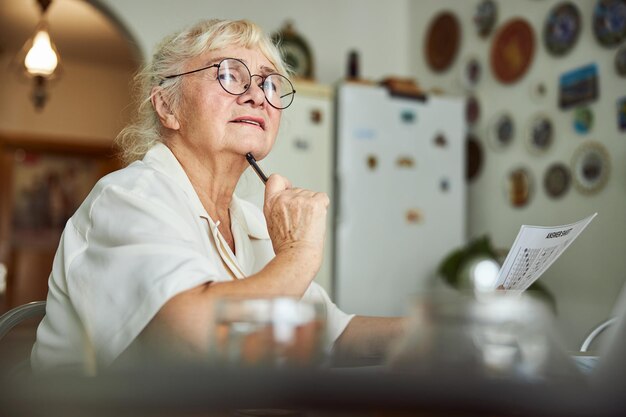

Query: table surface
[1,361,624,417]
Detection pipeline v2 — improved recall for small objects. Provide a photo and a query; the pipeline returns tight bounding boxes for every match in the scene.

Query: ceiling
[0,0,140,70]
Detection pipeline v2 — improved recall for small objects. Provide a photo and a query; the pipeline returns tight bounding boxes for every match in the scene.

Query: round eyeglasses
[163,58,296,110]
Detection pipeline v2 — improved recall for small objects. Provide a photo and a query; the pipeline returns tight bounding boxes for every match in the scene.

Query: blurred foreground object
[388,291,575,381]
[208,297,327,368]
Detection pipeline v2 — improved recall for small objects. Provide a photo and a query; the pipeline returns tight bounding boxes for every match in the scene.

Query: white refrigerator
[334,83,466,316]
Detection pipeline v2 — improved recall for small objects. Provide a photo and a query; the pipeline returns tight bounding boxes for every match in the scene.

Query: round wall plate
[526,114,554,154]
[544,162,571,199]
[593,0,626,47]
[272,22,314,79]
[543,2,582,57]
[488,112,515,151]
[466,95,481,126]
[505,166,534,208]
[474,0,498,38]
[491,18,536,84]
[571,142,611,195]
[425,11,461,72]
[529,80,548,102]
[467,134,484,181]
[461,56,482,89]
[618,96,626,131]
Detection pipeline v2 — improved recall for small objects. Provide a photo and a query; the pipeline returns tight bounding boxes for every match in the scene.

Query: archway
[0,0,141,310]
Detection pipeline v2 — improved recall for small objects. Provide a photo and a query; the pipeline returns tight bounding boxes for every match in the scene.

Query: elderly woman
[31,19,403,373]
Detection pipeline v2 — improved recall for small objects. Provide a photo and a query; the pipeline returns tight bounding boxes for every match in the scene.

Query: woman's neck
[166,140,245,227]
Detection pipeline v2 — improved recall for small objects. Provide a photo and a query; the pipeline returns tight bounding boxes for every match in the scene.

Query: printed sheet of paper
[495,213,597,291]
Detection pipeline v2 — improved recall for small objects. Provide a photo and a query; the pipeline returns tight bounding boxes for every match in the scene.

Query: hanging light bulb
[24,22,59,77]
[15,0,60,111]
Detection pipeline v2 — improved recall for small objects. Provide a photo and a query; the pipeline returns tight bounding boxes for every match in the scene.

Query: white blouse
[31,143,353,373]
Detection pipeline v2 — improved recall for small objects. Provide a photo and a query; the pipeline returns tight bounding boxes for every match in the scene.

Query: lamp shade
[21,20,60,78]
[25,28,58,76]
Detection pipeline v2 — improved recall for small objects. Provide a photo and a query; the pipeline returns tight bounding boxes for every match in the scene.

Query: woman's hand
[263,174,329,265]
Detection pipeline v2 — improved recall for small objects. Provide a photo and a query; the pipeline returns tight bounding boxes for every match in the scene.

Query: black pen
[245,152,268,184]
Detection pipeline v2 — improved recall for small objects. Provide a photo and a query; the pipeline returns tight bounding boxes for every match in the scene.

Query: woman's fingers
[264,174,292,197]
[263,176,329,258]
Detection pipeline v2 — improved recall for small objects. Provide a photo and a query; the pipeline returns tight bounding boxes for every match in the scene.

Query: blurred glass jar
[209,297,327,368]
[388,291,559,379]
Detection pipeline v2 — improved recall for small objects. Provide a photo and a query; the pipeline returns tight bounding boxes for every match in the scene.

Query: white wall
[409,0,626,348]
[0,55,135,143]
[97,0,412,85]
[96,0,626,349]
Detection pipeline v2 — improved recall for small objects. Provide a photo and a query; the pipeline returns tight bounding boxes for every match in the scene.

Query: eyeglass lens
[218,59,294,109]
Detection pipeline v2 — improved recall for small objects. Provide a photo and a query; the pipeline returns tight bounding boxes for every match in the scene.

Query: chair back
[579,317,617,353]
[0,301,46,375]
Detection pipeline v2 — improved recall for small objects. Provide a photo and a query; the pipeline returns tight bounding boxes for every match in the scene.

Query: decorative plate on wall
[529,80,548,102]
[543,2,582,56]
[490,18,536,84]
[526,114,554,154]
[617,96,626,131]
[488,112,515,151]
[544,163,571,199]
[272,22,314,79]
[593,0,626,47]
[474,0,498,38]
[467,135,484,181]
[571,142,611,195]
[466,95,481,126]
[425,11,461,72]
[461,56,482,89]
[505,167,534,208]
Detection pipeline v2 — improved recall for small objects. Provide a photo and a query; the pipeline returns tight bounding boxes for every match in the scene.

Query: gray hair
[115,19,289,164]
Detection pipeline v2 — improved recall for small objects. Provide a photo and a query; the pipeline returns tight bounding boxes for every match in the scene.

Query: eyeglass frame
[161,57,296,110]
